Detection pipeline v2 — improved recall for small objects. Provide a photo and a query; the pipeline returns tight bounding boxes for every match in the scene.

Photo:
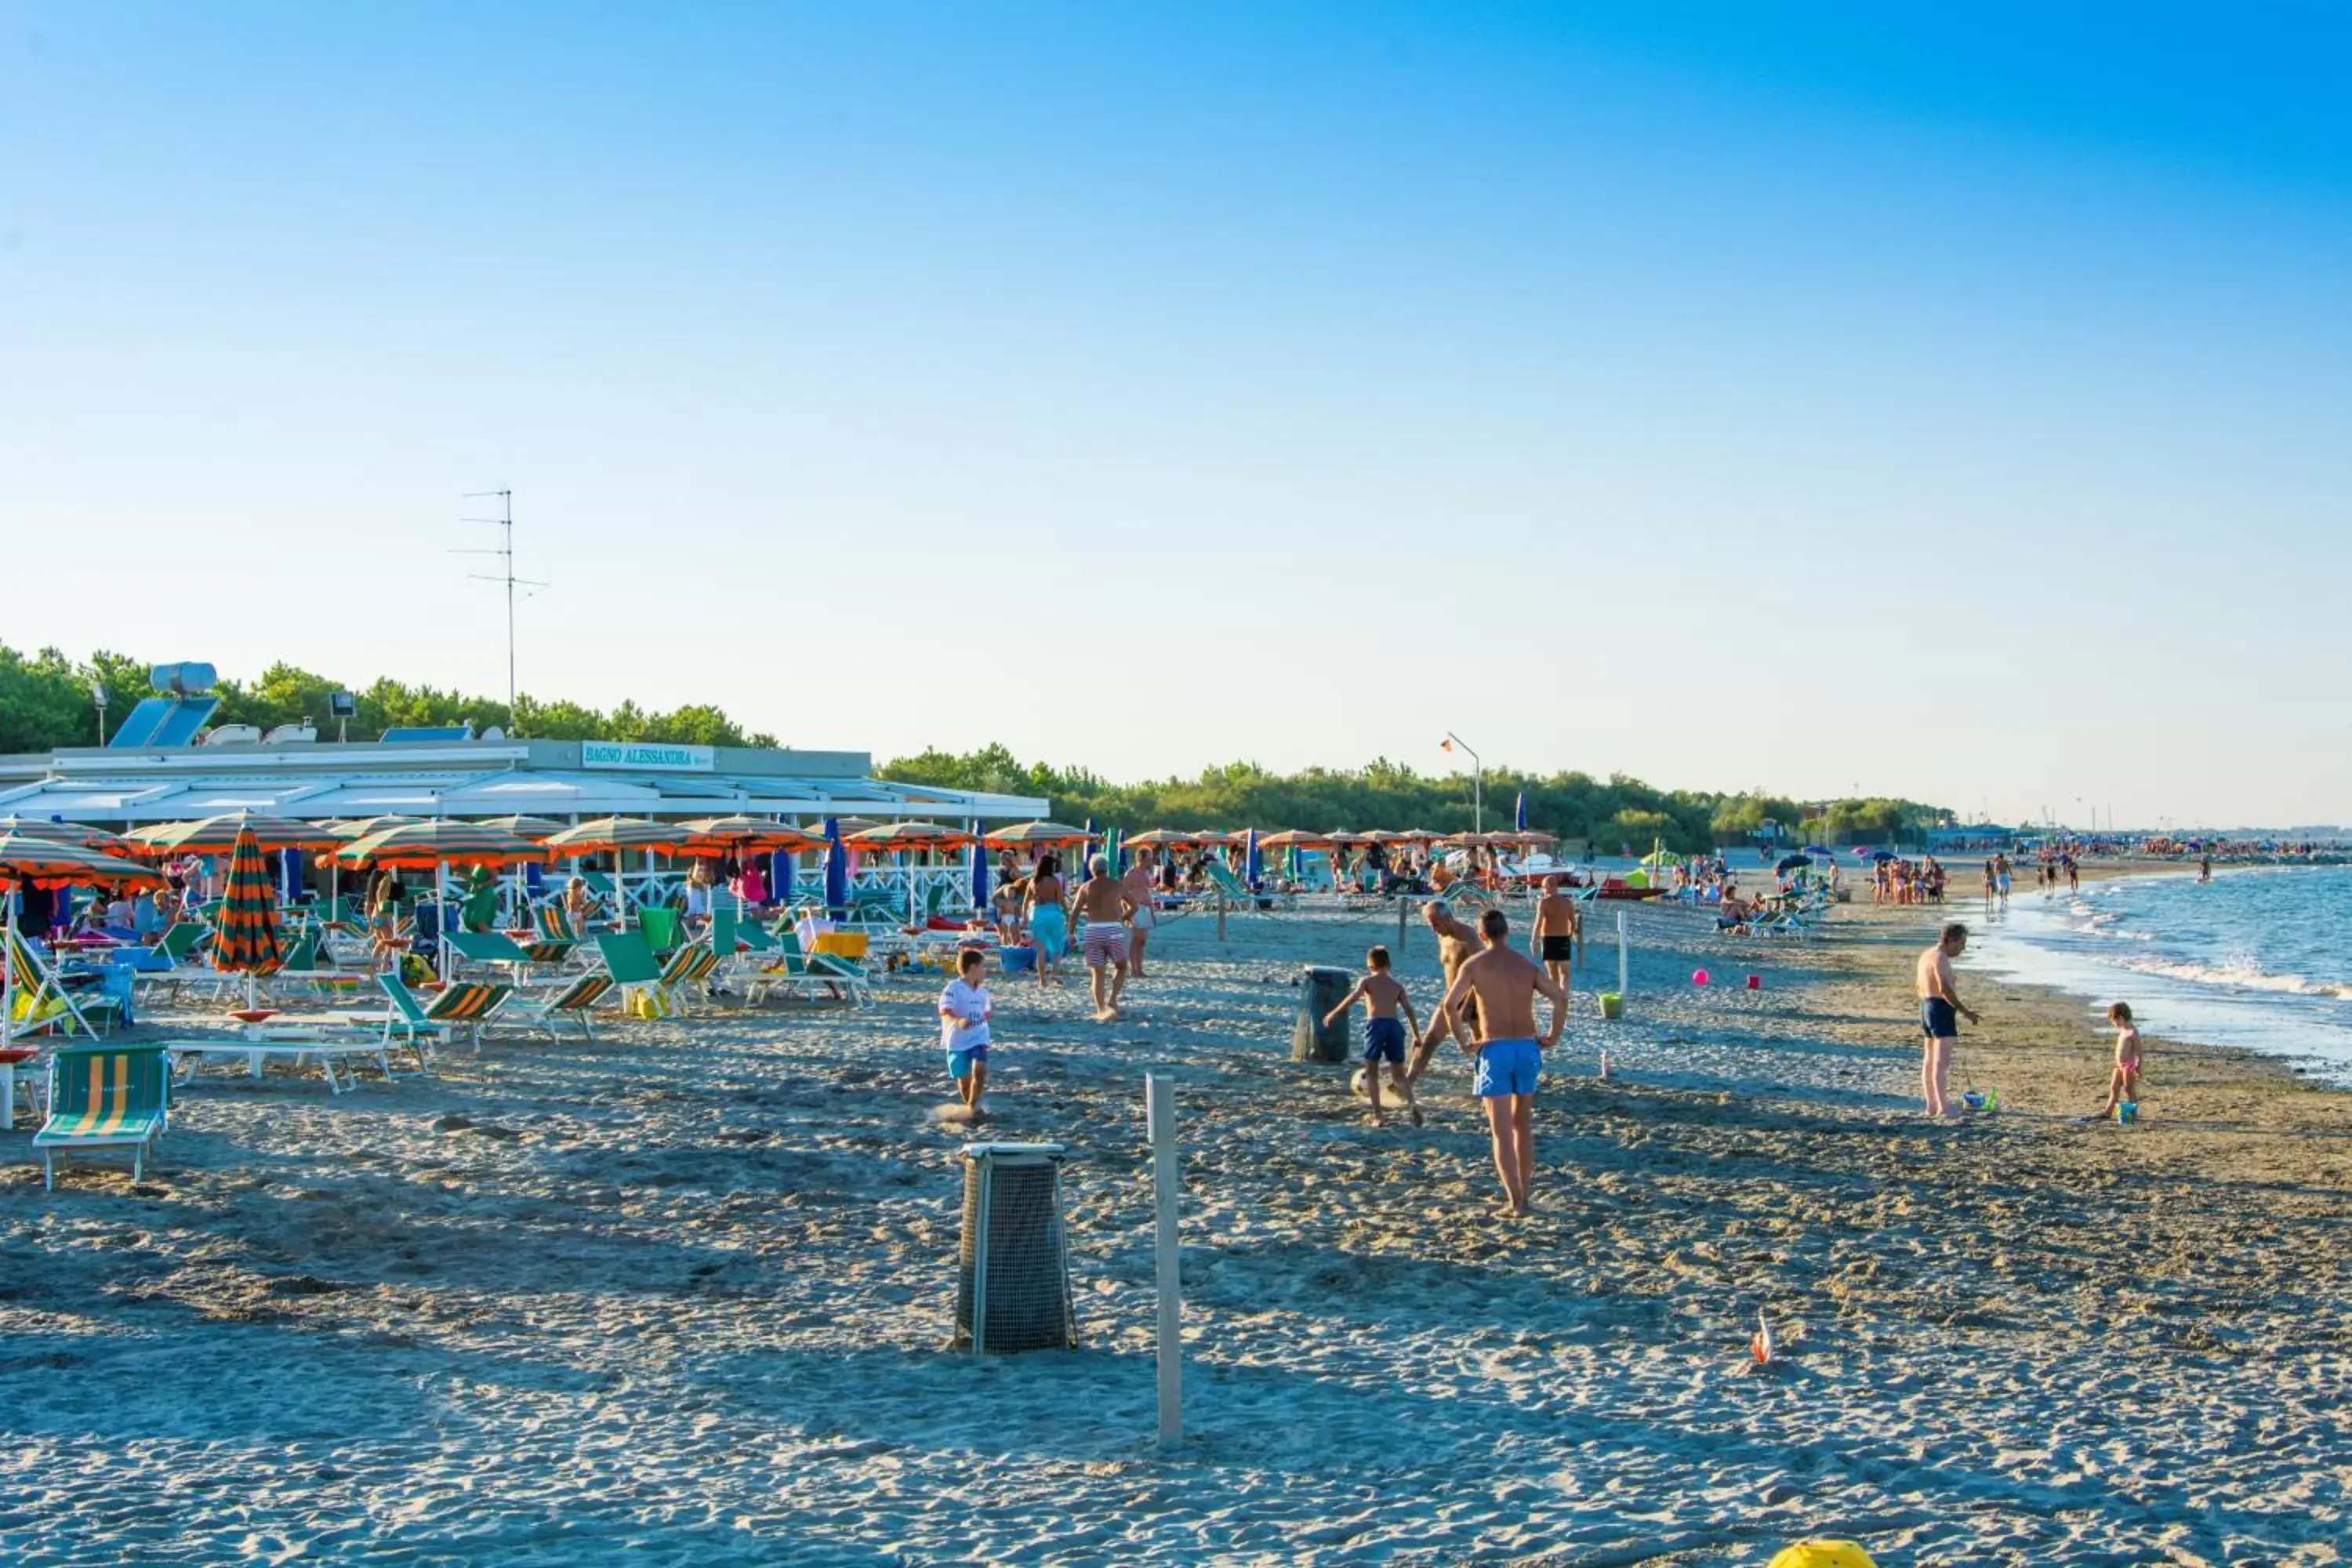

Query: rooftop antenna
[456,488,547,737]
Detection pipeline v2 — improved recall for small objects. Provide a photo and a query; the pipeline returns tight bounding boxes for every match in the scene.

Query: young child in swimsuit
[2100,1001,2143,1119]
[1323,946,1423,1128]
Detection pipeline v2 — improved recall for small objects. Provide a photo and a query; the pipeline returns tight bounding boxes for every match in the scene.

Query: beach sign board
[580,741,716,772]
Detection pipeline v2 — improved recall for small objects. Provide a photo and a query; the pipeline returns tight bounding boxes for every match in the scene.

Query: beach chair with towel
[33,1043,170,1191]
[593,930,673,1018]
[5,927,124,1039]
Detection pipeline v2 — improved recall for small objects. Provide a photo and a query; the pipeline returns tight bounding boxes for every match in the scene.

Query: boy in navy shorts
[1323,946,1423,1127]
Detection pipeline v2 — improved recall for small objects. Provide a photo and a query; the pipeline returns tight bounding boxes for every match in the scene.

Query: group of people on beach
[1314,875,1585,1215]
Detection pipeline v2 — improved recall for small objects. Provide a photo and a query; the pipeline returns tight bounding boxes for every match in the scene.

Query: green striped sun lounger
[34,1044,170,1190]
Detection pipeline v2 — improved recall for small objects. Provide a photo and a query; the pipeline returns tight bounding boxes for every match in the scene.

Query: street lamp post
[1441,732,1483,833]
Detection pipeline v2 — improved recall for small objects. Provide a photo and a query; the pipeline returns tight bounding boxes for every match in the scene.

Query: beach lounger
[444,929,544,979]
[534,904,582,943]
[774,925,870,1005]
[505,973,615,1040]
[33,1044,170,1190]
[593,930,670,1017]
[5,927,123,1039]
[347,974,514,1066]
[636,906,683,956]
[656,942,724,1012]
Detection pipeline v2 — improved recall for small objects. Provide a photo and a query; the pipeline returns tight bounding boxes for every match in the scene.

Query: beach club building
[0,735,1045,830]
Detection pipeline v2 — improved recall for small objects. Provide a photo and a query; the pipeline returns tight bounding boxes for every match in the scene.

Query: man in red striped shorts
[1072,854,1136,1021]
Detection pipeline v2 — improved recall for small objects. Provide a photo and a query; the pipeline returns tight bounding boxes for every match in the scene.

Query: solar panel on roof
[105,695,220,748]
[147,696,220,746]
[107,698,174,747]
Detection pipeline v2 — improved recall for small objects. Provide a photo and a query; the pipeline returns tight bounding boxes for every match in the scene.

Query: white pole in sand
[1617,906,1629,1000]
[1145,1073,1182,1448]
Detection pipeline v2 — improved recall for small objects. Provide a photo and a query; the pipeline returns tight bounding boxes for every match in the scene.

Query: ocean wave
[2108,953,2352,1000]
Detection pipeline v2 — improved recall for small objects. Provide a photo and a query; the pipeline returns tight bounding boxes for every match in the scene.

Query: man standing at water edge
[1915,922,1980,1118]
[1072,853,1135,1021]
[1431,909,1566,1217]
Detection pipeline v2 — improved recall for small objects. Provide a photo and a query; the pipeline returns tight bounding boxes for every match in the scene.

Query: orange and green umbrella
[981,821,1096,849]
[473,815,567,841]
[844,822,976,852]
[1256,829,1330,851]
[132,811,341,855]
[675,816,822,857]
[1,834,165,1051]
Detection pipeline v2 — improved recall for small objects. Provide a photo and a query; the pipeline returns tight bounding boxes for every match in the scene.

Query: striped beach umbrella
[338,820,549,869]
[321,815,425,840]
[0,818,134,853]
[0,834,165,1053]
[541,817,697,931]
[133,811,342,855]
[210,826,284,1007]
[473,815,568,841]
[1124,828,1199,849]
[844,822,976,852]
[675,816,822,857]
[1256,829,1330,850]
[981,820,1097,849]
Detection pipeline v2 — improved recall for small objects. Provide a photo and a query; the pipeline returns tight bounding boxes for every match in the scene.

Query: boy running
[938,949,994,1116]
[1322,945,1423,1127]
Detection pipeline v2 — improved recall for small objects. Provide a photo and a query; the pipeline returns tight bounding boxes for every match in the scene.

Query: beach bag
[630,988,677,1021]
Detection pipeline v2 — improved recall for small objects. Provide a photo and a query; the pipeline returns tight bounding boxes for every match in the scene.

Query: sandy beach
[4,887,2347,1566]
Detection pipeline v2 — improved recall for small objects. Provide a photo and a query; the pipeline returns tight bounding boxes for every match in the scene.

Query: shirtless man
[1120,848,1160,979]
[1428,909,1566,1216]
[1071,853,1135,1020]
[1530,875,1581,1014]
[1411,897,1483,1082]
[1915,922,1980,1118]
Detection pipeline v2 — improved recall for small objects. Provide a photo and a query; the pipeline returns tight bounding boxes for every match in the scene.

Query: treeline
[0,644,778,754]
[2,646,1948,852]
[879,744,1949,854]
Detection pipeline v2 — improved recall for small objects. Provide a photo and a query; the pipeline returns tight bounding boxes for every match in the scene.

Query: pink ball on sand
[1691,968,1710,985]
[1747,974,1762,990]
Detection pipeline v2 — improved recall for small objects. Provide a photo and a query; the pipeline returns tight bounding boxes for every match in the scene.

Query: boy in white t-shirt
[938,948,994,1115]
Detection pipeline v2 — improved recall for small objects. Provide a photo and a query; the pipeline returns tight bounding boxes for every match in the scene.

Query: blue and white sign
[580,741,716,772]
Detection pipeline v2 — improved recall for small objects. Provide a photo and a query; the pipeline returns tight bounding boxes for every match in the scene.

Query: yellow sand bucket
[1597,992,1623,1020]
[1769,1543,1877,1568]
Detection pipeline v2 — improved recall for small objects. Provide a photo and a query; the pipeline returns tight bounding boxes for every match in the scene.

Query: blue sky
[3,3,2347,826]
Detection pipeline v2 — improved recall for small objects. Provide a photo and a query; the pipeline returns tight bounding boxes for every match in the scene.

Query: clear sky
[3,3,2347,829]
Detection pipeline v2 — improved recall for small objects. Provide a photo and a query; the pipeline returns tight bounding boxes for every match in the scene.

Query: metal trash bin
[1293,965,1354,1063]
[954,1142,1075,1354]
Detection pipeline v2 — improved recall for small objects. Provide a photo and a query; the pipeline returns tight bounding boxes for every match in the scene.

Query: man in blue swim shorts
[1427,909,1566,1216]
[1915,922,1980,1119]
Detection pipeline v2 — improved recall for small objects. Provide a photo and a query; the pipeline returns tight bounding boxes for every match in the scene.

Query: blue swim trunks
[1363,1016,1406,1065]
[1472,1037,1541,1098]
[946,1042,989,1079]
[1921,997,1958,1040]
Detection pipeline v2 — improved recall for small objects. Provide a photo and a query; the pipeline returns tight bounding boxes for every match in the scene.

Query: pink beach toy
[1691,968,1710,985]
[1746,975,1762,990]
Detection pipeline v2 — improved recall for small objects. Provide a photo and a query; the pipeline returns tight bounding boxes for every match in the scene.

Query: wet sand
[2,889,2347,1564]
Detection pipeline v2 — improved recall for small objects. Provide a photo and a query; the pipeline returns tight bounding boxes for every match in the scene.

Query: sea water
[1959,865,2352,1081]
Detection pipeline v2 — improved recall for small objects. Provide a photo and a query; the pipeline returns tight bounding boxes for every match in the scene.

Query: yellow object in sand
[1769,1543,1877,1568]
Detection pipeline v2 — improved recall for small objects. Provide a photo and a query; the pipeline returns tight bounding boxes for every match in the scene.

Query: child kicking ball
[1324,946,1423,1127]
[939,949,994,1118]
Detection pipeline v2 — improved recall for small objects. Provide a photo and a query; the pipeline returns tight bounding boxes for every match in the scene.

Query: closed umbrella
[1243,828,1261,889]
[210,826,284,1012]
[1,834,165,1054]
